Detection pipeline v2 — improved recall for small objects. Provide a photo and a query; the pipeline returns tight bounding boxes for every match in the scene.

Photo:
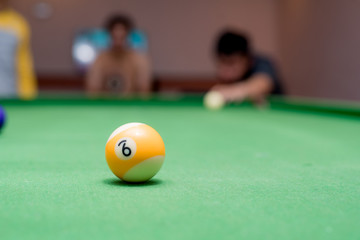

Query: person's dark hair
[105,14,134,33]
[215,31,251,57]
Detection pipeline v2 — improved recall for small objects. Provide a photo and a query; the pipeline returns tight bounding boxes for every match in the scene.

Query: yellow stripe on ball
[105,123,166,183]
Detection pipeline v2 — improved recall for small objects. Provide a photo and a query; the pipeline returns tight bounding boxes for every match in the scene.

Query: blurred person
[86,14,151,96]
[0,0,37,99]
[209,30,283,105]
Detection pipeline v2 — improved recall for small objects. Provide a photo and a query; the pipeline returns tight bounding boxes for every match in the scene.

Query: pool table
[1,96,360,240]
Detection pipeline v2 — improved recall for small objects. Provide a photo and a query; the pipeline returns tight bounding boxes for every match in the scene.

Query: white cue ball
[204,91,225,110]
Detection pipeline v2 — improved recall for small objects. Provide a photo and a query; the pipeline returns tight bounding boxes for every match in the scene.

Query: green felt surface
[1,98,360,240]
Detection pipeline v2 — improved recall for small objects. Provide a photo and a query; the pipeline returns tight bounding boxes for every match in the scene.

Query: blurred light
[128,30,148,52]
[72,29,148,71]
[32,2,53,20]
[73,42,96,65]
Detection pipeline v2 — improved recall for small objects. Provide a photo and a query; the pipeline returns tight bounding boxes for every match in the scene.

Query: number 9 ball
[105,123,166,183]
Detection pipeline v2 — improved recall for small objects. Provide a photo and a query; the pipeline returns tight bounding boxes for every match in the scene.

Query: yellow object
[105,123,166,183]
[0,9,37,99]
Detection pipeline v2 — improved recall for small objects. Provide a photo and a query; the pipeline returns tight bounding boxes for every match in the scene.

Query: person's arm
[212,73,273,103]
[17,21,37,100]
[86,55,104,96]
[134,53,151,95]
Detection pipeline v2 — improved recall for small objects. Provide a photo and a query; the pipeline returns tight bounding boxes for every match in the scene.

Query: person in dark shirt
[208,30,284,105]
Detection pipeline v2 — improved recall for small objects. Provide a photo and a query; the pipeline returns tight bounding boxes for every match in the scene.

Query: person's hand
[211,83,248,103]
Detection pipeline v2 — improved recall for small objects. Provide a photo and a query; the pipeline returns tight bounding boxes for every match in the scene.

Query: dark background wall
[12,0,279,76]
[11,0,360,101]
[279,0,360,101]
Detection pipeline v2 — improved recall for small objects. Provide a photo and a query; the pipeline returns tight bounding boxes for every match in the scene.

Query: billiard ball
[0,106,6,130]
[204,91,225,110]
[105,123,165,183]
